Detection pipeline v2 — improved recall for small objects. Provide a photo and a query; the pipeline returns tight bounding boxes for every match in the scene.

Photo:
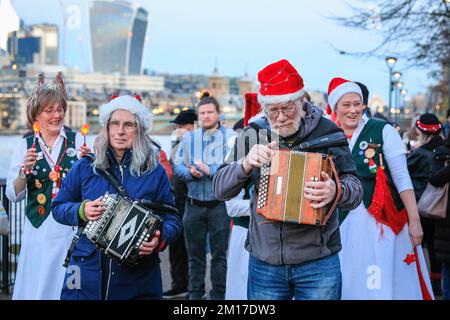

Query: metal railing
[0,179,25,296]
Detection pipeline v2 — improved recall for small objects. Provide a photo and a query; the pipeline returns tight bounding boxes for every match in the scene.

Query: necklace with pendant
[39,136,68,198]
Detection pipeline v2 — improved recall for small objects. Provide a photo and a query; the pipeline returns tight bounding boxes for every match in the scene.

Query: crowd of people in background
[4,59,450,300]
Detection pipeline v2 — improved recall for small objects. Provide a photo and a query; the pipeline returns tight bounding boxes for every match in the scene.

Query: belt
[187,197,222,208]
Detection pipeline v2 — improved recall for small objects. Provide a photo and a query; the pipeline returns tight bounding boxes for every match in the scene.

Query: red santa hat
[257,59,305,105]
[327,77,363,115]
[99,94,152,131]
[244,92,262,127]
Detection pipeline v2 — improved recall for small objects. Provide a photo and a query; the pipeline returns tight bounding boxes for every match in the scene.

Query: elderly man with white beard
[212,59,363,300]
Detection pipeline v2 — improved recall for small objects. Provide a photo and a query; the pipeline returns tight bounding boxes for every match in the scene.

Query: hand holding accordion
[83,193,164,266]
[256,149,342,226]
[304,171,337,209]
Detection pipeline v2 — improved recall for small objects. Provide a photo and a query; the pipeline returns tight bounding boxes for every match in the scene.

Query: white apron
[225,225,249,300]
[339,203,434,299]
[12,213,76,300]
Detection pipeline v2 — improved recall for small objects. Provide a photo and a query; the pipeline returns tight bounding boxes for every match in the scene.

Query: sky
[8,0,434,103]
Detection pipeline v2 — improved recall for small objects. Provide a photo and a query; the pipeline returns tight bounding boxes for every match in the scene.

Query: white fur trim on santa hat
[99,95,152,131]
[257,88,305,106]
[328,82,362,113]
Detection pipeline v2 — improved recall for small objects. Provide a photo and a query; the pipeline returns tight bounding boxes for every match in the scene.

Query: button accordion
[83,193,163,266]
[256,149,341,226]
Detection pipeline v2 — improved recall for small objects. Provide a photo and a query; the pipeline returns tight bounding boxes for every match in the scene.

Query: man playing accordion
[213,59,363,300]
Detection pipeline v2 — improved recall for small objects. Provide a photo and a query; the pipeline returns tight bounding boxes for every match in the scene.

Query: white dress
[6,128,82,300]
[225,189,250,300]
[339,115,434,299]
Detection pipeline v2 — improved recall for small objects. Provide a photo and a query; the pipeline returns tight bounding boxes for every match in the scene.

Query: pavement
[0,247,211,300]
[160,248,212,300]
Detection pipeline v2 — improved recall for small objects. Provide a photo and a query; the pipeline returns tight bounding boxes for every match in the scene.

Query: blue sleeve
[155,165,182,248]
[51,159,86,226]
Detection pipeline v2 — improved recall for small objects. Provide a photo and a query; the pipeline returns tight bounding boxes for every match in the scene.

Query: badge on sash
[35,179,42,189]
[37,206,46,216]
[368,158,378,174]
[359,141,368,151]
[364,148,376,159]
[36,152,44,161]
[37,193,47,205]
[49,170,59,182]
[66,147,77,158]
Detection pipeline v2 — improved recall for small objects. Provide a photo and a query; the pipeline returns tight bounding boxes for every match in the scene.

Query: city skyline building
[0,0,20,51]
[89,0,148,75]
[8,23,59,66]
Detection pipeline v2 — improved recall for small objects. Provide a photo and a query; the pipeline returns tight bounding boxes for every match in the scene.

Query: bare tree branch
[331,0,449,71]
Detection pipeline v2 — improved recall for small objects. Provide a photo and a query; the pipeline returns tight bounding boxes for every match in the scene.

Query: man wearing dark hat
[164,108,197,299]
[213,59,363,300]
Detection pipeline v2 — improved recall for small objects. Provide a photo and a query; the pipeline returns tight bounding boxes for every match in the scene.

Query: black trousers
[168,175,189,291]
[421,216,442,275]
[168,224,189,290]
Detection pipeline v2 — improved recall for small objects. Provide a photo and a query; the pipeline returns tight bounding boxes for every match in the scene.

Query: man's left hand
[304,171,336,208]
[139,230,161,256]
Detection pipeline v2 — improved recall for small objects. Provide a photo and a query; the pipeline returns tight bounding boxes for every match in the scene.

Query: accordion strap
[291,131,348,151]
[322,157,342,226]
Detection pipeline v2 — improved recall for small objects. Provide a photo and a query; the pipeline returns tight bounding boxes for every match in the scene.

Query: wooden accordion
[83,193,162,266]
[256,149,341,226]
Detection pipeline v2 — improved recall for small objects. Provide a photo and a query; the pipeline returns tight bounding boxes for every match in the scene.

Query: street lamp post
[400,89,408,110]
[385,57,397,118]
[396,81,404,111]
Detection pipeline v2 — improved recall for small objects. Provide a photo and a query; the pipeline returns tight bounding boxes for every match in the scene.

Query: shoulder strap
[291,131,348,151]
[321,156,342,226]
[83,153,129,198]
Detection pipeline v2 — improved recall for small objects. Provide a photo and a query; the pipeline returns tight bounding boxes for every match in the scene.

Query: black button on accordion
[83,193,163,266]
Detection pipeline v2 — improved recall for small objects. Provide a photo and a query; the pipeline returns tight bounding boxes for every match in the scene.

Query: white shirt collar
[36,126,67,146]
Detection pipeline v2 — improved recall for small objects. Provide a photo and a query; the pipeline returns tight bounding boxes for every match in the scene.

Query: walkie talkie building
[89,0,148,75]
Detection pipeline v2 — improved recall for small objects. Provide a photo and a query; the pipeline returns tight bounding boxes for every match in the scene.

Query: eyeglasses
[107,120,137,132]
[42,107,65,116]
[266,105,297,118]
[339,102,363,111]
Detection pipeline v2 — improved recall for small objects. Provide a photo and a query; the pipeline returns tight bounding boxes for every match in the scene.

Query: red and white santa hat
[99,94,152,131]
[257,59,305,105]
[327,77,363,115]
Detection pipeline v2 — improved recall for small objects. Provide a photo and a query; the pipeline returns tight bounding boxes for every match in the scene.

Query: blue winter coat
[51,148,181,300]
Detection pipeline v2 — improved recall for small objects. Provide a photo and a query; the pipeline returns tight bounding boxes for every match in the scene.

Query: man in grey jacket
[212,59,363,300]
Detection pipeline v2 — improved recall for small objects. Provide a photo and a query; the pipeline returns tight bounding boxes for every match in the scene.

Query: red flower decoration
[134,94,142,102]
[403,253,416,265]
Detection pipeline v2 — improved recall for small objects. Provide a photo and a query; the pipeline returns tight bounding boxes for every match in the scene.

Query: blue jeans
[183,202,230,300]
[442,263,450,300]
[247,254,342,300]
